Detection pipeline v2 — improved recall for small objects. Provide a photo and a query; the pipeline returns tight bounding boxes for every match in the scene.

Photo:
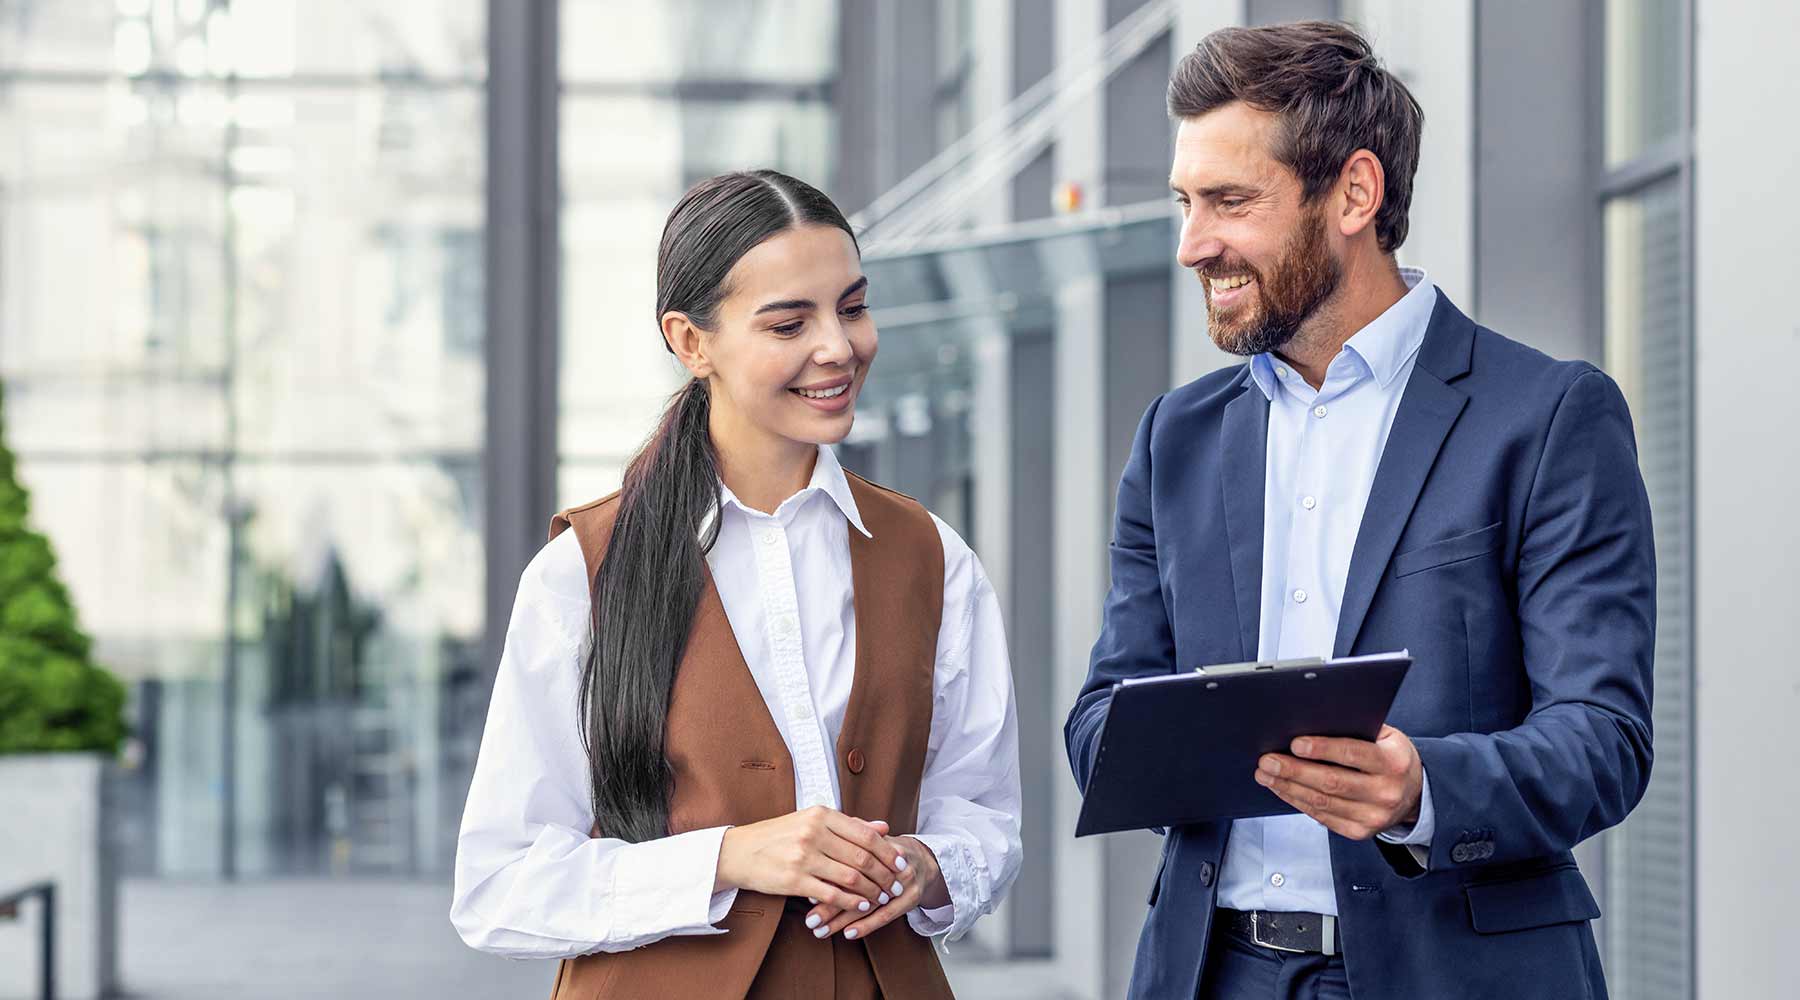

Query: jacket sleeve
[1404,368,1657,872]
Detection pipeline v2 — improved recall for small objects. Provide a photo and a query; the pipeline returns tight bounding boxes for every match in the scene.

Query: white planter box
[0,753,118,1000]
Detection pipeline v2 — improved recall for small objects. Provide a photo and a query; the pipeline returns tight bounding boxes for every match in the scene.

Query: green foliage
[0,384,126,754]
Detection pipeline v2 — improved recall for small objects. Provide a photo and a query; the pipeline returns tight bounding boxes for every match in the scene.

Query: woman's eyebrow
[755,276,870,315]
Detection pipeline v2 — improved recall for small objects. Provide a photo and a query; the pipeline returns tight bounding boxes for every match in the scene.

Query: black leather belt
[1216,908,1339,956]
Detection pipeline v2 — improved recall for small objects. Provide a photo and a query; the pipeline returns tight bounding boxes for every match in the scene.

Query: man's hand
[1254,724,1423,840]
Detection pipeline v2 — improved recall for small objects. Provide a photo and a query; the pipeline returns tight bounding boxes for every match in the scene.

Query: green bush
[0,384,126,754]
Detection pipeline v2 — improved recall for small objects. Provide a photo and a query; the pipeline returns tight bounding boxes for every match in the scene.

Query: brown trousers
[744,898,882,1000]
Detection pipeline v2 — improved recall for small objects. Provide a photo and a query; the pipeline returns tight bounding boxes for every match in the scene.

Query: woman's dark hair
[582,170,858,843]
[1168,20,1423,253]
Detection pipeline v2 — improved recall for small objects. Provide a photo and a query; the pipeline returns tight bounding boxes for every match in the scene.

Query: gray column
[1472,0,1600,362]
[483,0,561,687]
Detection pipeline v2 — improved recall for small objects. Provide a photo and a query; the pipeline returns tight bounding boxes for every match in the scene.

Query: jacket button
[1199,862,1215,887]
[846,748,866,774]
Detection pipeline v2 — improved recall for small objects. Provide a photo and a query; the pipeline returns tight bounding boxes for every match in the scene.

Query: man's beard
[1200,205,1342,357]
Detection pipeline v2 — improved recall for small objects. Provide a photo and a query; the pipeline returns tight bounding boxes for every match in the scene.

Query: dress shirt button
[1275,366,1289,379]
[1301,496,1317,510]
[1199,861,1216,887]
[774,613,798,637]
[1270,872,1286,888]
[1313,404,1328,419]
[846,748,866,775]
[760,531,780,549]
[1293,589,1308,604]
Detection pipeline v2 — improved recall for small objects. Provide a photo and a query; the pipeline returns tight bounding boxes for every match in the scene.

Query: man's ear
[661,311,712,379]
[1335,149,1386,241]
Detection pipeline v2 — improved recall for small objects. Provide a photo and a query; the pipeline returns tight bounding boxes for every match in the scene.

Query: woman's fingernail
[891,881,903,895]
[814,926,829,939]
[806,914,822,929]
[858,900,871,912]
[845,928,860,940]
[878,892,890,905]
[895,856,908,871]
[808,897,818,904]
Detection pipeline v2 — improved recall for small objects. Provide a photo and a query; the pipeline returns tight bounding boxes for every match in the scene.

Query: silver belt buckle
[1249,911,1306,954]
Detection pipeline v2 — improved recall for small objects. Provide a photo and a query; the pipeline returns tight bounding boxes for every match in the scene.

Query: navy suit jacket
[1064,294,1655,1000]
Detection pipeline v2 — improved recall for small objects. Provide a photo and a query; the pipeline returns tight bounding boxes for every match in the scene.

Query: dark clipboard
[1074,651,1413,838]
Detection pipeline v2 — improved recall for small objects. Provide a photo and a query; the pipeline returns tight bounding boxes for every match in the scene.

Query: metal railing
[0,881,56,1000]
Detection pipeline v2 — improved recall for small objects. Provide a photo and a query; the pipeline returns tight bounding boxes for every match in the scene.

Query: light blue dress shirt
[1215,268,1439,916]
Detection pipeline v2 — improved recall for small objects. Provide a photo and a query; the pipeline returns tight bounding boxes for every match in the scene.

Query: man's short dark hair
[1168,20,1423,253]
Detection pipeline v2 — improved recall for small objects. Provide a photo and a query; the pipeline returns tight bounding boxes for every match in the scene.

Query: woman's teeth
[1209,275,1253,291]
[793,384,848,399]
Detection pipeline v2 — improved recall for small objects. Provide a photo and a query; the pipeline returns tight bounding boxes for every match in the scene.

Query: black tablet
[1074,651,1413,838]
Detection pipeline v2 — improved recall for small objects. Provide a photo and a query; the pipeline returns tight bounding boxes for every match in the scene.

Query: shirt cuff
[1376,767,1435,868]
[606,825,738,948]
[905,833,988,943]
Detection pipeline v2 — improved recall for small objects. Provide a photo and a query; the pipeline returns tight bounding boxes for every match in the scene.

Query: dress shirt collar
[711,444,872,538]
[1249,267,1436,400]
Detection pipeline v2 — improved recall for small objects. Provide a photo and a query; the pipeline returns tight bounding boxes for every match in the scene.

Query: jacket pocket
[1393,521,1504,578]
[1465,862,1601,934]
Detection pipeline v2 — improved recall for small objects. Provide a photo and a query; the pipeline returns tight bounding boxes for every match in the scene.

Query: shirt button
[1301,496,1317,510]
[775,614,798,637]
[1270,872,1286,888]
[1275,366,1289,379]
[1313,404,1328,418]
[760,532,779,549]
[846,748,866,774]
[1293,589,1308,604]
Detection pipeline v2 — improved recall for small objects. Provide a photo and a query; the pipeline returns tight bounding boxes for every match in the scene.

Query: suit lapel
[1332,294,1476,657]
[1220,374,1270,662]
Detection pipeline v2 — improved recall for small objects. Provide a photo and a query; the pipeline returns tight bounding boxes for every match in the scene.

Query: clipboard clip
[1195,656,1326,676]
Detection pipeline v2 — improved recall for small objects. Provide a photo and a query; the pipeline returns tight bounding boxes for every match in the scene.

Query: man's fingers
[1288,735,1381,771]
[1261,775,1387,839]
[1259,754,1382,802]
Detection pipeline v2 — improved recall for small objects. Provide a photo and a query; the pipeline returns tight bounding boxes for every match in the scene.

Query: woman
[450,170,1022,999]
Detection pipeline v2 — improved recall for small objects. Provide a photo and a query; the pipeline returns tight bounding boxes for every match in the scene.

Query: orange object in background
[1053,180,1084,214]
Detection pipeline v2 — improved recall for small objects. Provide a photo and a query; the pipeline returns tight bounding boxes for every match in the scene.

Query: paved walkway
[112,878,1072,999]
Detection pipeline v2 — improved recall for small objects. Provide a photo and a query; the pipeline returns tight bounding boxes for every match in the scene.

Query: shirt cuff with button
[1375,768,1435,869]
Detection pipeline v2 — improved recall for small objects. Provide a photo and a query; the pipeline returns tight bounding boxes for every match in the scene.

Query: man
[1064,21,1654,1000]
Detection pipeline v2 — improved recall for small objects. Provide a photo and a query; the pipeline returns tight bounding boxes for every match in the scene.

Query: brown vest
[546,471,956,1000]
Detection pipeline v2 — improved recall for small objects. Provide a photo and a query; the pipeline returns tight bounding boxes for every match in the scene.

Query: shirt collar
[711,445,872,538]
[1248,267,1436,399]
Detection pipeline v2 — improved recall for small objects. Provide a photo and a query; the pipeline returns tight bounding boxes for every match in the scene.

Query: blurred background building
[0,0,1791,998]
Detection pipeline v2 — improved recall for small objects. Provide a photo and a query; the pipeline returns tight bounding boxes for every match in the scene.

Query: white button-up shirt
[451,446,1022,958]
[1215,268,1438,915]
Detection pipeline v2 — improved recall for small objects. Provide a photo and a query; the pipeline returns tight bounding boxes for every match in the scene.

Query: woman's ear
[661,311,713,379]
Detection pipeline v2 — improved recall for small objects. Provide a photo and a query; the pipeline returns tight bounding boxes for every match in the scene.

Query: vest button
[846,748,866,774]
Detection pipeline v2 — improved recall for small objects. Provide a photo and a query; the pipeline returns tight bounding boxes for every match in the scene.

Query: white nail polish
[891,881,903,895]
[814,926,829,939]
[806,914,822,929]
[895,856,907,871]
[858,900,871,912]
[845,928,860,940]
[808,897,818,904]
[878,892,890,905]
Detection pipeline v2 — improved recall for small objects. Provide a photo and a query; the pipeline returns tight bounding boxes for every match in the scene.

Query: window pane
[561,0,835,85]
[1605,0,1684,165]
[1603,178,1692,1000]
[0,80,230,454]
[229,86,485,456]
[0,0,485,79]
